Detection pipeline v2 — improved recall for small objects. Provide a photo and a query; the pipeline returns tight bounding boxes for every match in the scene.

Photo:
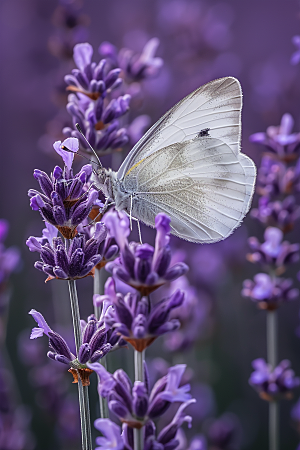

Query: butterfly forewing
[122,137,256,243]
[117,77,242,181]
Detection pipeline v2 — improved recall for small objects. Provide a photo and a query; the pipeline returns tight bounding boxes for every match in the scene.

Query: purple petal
[53,138,78,170]
[94,419,123,450]
[26,236,42,252]
[30,327,44,339]
[42,222,58,245]
[73,43,93,71]
[87,362,116,397]
[29,309,52,338]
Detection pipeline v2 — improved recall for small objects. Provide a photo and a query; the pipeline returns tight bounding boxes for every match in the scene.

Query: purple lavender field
[1,0,300,449]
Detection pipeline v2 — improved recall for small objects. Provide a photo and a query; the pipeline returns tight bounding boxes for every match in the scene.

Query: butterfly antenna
[61,145,100,167]
[75,123,102,168]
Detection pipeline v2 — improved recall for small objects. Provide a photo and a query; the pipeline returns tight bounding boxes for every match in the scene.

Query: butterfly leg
[130,215,143,244]
[83,199,115,227]
[129,195,133,231]
[123,210,143,244]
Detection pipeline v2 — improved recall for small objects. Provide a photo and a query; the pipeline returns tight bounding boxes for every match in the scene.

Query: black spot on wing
[198,128,210,137]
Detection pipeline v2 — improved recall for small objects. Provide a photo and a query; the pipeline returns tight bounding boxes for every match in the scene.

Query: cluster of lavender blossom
[43,29,163,157]
[242,116,300,407]
[26,132,209,448]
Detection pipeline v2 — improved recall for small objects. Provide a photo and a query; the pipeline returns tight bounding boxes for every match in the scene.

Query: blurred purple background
[1,0,300,449]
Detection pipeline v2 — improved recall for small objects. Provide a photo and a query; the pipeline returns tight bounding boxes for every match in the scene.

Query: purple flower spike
[103,278,184,351]
[29,225,107,281]
[249,358,300,400]
[242,273,298,310]
[63,42,131,155]
[251,195,300,232]
[29,311,119,383]
[28,146,99,239]
[247,226,300,270]
[89,363,194,430]
[249,113,300,160]
[256,155,300,198]
[106,213,188,295]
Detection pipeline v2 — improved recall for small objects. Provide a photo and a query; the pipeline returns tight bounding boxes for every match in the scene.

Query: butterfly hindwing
[122,137,256,243]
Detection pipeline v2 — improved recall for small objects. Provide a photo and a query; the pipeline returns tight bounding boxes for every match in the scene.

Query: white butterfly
[80,76,256,244]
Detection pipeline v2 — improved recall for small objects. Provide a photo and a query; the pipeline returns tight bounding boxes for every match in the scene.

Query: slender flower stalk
[93,267,104,318]
[134,348,145,450]
[68,278,92,450]
[93,267,109,419]
[267,309,279,450]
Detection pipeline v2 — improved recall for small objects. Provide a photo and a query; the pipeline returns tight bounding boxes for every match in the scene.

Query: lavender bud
[164,263,189,281]
[48,331,72,360]
[132,382,148,418]
[78,343,91,364]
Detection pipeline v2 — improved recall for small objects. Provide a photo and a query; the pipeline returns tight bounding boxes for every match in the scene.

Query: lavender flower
[64,93,130,153]
[88,362,193,429]
[251,195,300,232]
[94,398,195,450]
[77,209,130,269]
[63,43,130,154]
[29,307,121,386]
[99,38,163,83]
[106,213,188,295]
[65,43,124,100]
[242,273,298,310]
[249,113,300,161]
[257,156,300,198]
[247,227,300,270]
[28,138,99,239]
[27,222,107,281]
[249,358,300,401]
[95,277,185,351]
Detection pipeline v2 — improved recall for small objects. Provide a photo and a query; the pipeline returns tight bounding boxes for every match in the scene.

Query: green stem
[93,267,109,419]
[267,309,279,450]
[68,279,92,450]
[134,349,145,450]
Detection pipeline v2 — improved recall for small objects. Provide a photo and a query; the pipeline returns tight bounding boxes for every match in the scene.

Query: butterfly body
[95,77,257,244]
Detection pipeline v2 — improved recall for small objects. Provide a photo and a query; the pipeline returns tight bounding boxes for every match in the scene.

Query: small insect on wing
[121,137,256,243]
[117,77,243,181]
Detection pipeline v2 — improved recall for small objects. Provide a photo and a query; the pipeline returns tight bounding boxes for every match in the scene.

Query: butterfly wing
[117,77,242,180]
[121,137,256,243]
